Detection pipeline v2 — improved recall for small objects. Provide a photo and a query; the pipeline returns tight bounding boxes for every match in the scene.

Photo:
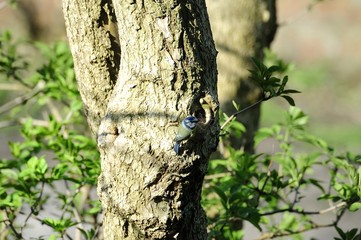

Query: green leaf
[282,89,301,94]
[251,57,263,71]
[281,75,288,86]
[27,156,47,174]
[306,178,325,193]
[336,228,346,240]
[335,227,360,240]
[237,207,262,231]
[288,107,309,126]
[36,157,48,175]
[87,204,102,215]
[48,234,62,240]
[279,212,298,231]
[255,126,278,146]
[268,65,281,73]
[70,100,83,112]
[268,77,281,85]
[51,163,69,180]
[0,191,22,208]
[212,186,228,209]
[281,95,296,106]
[9,142,21,158]
[77,228,95,240]
[232,100,240,111]
[42,218,77,233]
[349,202,361,212]
[1,169,18,180]
[348,228,360,240]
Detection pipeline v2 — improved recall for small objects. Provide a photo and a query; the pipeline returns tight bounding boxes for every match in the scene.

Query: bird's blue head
[182,116,199,130]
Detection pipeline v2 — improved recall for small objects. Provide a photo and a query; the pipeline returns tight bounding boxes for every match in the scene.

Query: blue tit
[173,116,199,154]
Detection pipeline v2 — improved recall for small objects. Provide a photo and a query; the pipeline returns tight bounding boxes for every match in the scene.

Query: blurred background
[265,0,361,153]
[0,0,360,239]
[256,0,361,238]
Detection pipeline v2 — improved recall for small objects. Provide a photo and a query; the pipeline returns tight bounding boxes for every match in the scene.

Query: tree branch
[0,80,45,115]
[3,209,23,239]
[256,221,334,240]
[220,98,264,130]
[260,201,347,216]
[0,118,49,129]
[258,208,348,240]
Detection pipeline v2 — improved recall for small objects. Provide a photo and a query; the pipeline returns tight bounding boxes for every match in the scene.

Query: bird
[173,116,199,154]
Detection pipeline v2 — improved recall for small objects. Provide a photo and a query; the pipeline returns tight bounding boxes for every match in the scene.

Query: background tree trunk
[63,0,218,239]
[207,0,277,153]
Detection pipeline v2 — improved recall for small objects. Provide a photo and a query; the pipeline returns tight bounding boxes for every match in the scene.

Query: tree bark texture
[63,0,218,239]
[207,0,277,153]
[62,0,120,136]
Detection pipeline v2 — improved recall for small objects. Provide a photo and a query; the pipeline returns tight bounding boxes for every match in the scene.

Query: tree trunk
[62,0,120,136]
[207,0,277,153]
[62,0,218,239]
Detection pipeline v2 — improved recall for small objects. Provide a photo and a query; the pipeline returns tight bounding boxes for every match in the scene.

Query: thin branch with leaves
[220,57,300,132]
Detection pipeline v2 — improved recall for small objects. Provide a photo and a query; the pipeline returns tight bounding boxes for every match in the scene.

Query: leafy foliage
[204,106,361,239]
[220,58,300,133]
[1,30,360,240]
[203,57,361,239]
[249,58,300,106]
[0,31,28,82]
[0,32,101,239]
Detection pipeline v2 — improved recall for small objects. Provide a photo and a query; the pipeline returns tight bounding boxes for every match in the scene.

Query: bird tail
[174,142,180,155]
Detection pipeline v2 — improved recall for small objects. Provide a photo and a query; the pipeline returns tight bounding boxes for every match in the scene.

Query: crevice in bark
[97,0,121,87]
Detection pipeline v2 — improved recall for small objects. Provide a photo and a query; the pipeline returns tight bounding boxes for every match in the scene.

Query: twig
[260,201,347,216]
[256,159,273,206]
[204,172,231,180]
[92,223,102,240]
[46,99,62,122]
[220,98,264,130]
[63,181,93,240]
[0,118,49,129]
[60,107,75,139]
[0,80,45,115]
[256,221,334,240]
[0,83,29,91]
[258,207,347,240]
[20,182,46,232]
[277,0,326,28]
[320,202,347,214]
[3,209,23,239]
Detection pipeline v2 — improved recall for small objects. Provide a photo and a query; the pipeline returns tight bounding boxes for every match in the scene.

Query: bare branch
[0,118,49,129]
[3,209,23,239]
[0,83,29,91]
[204,172,231,180]
[256,221,333,240]
[260,201,347,217]
[260,202,347,216]
[320,202,347,214]
[0,80,45,115]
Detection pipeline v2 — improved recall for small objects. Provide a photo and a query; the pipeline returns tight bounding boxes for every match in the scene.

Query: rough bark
[207,0,277,153]
[63,0,218,239]
[63,0,120,135]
